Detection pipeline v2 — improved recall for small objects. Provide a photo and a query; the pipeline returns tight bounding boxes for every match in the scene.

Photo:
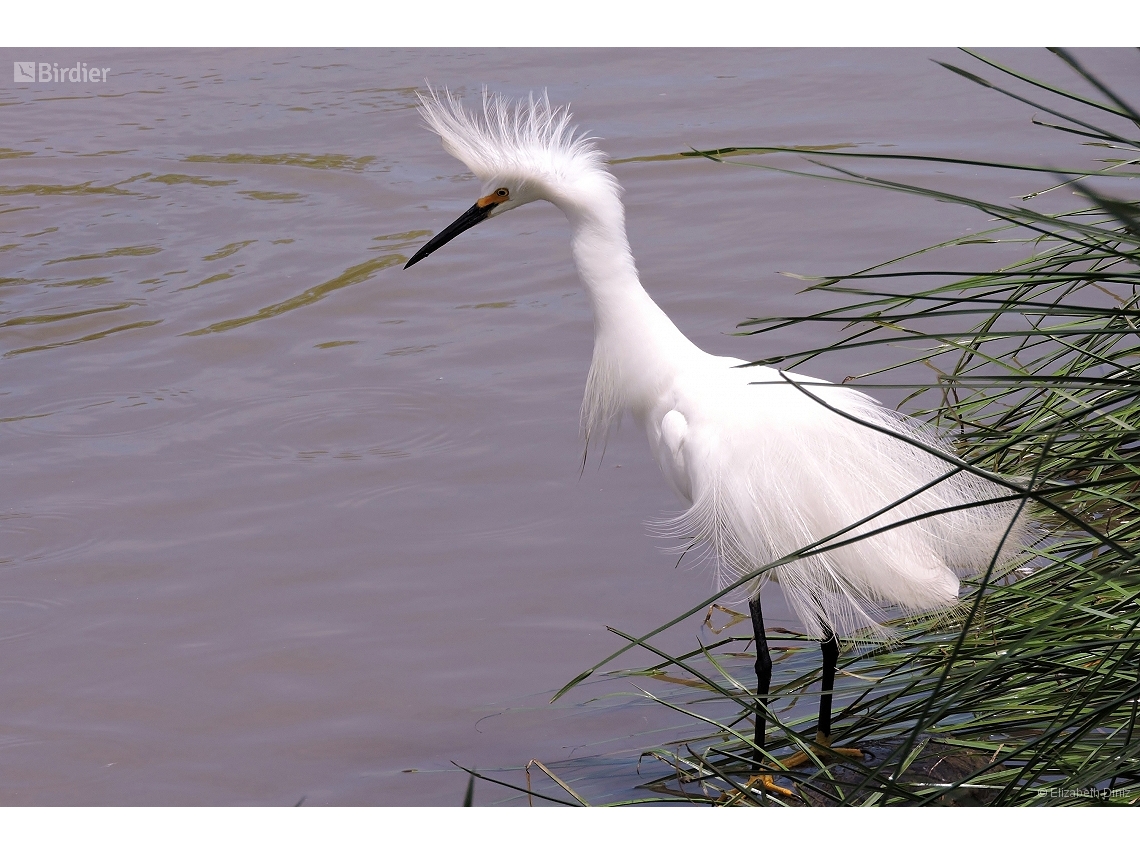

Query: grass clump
[510,49,1140,807]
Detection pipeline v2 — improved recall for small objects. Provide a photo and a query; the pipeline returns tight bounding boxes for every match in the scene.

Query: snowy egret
[404,90,1027,789]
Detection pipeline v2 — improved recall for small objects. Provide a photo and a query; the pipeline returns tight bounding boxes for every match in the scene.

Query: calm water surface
[1,48,1132,805]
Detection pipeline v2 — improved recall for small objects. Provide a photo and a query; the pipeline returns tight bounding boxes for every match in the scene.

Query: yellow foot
[743,774,795,799]
[782,732,866,769]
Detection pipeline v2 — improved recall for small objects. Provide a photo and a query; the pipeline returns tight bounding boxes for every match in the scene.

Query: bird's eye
[495,188,509,198]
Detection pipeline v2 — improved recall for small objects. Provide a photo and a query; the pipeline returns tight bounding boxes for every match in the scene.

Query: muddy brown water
[1,48,1133,805]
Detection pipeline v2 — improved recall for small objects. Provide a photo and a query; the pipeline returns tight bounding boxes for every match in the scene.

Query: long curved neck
[557,184,704,437]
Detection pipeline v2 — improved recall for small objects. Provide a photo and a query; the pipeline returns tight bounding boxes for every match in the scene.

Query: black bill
[404,201,496,269]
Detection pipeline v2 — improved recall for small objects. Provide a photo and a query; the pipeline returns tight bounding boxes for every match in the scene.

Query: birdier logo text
[14,62,110,83]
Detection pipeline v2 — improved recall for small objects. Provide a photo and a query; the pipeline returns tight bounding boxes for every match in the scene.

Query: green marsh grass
[499,50,1140,807]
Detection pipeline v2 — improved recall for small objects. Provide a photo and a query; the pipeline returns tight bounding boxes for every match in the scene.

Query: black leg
[818,633,839,739]
[750,595,772,769]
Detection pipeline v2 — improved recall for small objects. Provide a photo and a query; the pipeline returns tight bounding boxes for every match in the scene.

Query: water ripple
[0,598,59,644]
[183,254,402,336]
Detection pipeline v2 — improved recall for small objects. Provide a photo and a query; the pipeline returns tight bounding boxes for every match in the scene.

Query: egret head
[404,87,615,269]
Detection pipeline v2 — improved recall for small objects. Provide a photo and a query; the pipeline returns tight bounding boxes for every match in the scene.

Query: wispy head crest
[416,86,611,187]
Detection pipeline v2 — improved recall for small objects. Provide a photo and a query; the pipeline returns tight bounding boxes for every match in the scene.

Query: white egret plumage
[404,89,1028,788]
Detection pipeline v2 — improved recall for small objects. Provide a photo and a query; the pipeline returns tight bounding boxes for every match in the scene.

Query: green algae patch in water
[184,255,403,336]
[177,272,234,293]
[203,240,257,262]
[4,319,163,358]
[0,182,139,197]
[183,152,377,172]
[0,301,141,328]
[146,174,237,187]
[44,276,115,289]
[237,190,304,204]
[46,245,162,265]
[372,230,433,243]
